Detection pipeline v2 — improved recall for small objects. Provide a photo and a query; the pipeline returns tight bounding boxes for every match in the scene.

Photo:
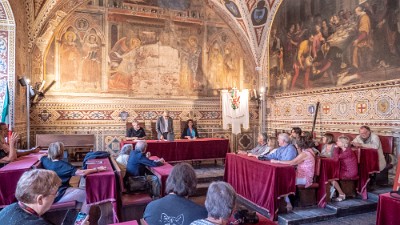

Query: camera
[232,209,259,224]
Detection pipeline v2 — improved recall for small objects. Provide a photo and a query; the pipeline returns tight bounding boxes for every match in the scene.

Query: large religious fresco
[43,0,256,97]
[269,0,400,94]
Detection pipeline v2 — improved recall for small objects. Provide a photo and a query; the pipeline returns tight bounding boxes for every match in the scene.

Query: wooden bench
[110,157,152,222]
[36,134,95,162]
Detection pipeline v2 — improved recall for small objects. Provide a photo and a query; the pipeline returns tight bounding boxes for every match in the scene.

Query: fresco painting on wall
[269,0,400,94]
[44,0,253,97]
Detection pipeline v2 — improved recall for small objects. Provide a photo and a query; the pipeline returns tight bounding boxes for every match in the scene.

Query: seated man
[238,133,269,156]
[126,141,165,198]
[126,121,146,139]
[0,169,62,225]
[261,133,297,161]
[352,125,386,171]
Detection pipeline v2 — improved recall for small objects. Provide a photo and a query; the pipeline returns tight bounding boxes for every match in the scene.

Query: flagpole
[26,83,30,150]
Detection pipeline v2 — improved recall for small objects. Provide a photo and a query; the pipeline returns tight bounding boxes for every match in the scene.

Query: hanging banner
[221,89,249,134]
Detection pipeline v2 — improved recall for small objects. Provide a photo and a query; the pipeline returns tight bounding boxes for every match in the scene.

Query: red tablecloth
[357,148,379,199]
[317,157,340,207]
[85,157,118,222]
[149,156,173,196]
[224,153,296,221]
[376,193,400,225]
[0,155,40,206]
[120,138,229,162]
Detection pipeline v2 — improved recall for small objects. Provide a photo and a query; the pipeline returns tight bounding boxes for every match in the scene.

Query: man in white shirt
[352,125,386,171]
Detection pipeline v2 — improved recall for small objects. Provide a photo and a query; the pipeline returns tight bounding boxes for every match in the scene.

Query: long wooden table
[120,138,230,162]
[224,153,296,221]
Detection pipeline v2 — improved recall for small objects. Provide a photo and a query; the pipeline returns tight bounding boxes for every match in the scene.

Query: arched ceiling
[25,0,281,69]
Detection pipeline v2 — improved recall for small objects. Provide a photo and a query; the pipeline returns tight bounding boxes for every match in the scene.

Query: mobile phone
[74,212,88,225]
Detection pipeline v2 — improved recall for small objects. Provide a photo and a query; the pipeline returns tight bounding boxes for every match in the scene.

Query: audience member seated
[116,144,133,178]
[290,127,302,145]
[330,135,358,201]
[271,136,316,210]
[126,121,146,139]
[260,133,297,161]
[190,181,237,225]
[40,142,106,213]
[352,125,386,171]
[0,169,61,225]
[181,119,199,139]
[320,133,336,158]
[238,133,268,156]
[0,131,17,166]
[143,163,207,225]
[251,136,278,158]
[126,141,165,198]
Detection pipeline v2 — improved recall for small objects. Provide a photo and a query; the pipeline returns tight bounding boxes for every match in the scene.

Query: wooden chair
[110,157,152,222]
[296,157,321,207]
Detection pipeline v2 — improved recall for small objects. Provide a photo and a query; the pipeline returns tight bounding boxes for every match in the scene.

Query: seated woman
[249,136,278,158]
[320,133,336,157]
[181,119,199,139]
[330,135,358,202]
[0,132,18,166]
[271,136,315,210]
[0,169,61,225]
[40,142,106,213]
[116,144,133,178]
[144,163,207,225]
[190,181,237,225]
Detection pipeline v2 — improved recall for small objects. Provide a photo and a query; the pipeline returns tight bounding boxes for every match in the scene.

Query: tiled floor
[302,212,376,225]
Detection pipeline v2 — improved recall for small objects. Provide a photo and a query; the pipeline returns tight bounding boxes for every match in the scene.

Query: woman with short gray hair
[0,169,61,224]
[191,181,237,225]
[40,142,107,213]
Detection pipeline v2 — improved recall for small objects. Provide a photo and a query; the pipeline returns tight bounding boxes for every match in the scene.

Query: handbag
[126,176,149,193]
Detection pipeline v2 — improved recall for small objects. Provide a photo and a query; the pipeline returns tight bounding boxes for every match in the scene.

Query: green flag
[1,85,9,123]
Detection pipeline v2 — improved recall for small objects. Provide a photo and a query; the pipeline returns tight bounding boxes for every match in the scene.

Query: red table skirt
[357,148,379,199]
[224,153,296,221]
[0,155,40,206]
[121,138,229,162]
[376,193,400,225]
[86,157,118,222]
[317,158,340,207]
[149,156,173,196]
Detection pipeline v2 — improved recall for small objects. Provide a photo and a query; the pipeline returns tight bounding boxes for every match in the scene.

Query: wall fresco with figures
[41,0,256,97]
[269,0,400,94]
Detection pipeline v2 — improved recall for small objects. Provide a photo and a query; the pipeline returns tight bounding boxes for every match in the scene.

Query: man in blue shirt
[126,141,164,198]
[264,133,297,161]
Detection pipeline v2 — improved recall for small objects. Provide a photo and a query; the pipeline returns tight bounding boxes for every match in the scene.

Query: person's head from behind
[205,181,236,223]
[278,133,290,147]
[296,136,311,150]
[120,144,133,155]
[268,137,278,149]
[359,125,371,141]
[16,169,61,216]
[48,142,64,160]
[323,133,335,144]
[165,163,197,197]
[337,135,350,149]
[135,141,148,153]
[258,132,268,145]
[291,127,302,138]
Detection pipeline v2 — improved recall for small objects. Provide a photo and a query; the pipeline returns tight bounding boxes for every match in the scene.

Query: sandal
[334,194,346,202]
